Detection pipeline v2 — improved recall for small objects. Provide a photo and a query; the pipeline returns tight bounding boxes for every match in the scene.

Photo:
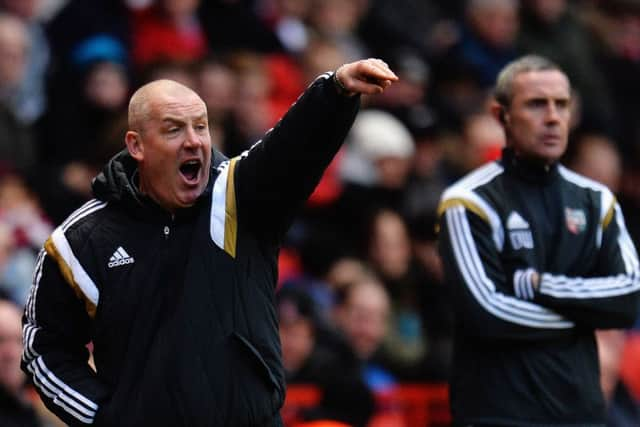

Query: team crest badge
[565,208,586,234]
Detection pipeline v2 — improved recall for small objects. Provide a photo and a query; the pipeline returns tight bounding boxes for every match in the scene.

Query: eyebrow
[161,113,208,123]
[525,95,570,103]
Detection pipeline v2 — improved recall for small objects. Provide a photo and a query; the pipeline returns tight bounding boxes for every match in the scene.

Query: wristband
[332,69,353,97]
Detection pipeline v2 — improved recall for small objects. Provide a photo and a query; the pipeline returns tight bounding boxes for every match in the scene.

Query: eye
[526,99,547,108]
[195,123,208,132]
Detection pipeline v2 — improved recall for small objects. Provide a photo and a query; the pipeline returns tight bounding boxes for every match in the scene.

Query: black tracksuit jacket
[21,74,359,426]
[438,148,640,426]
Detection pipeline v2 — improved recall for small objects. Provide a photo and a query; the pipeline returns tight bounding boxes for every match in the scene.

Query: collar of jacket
[91,148,218,223]
[500,147,560,185]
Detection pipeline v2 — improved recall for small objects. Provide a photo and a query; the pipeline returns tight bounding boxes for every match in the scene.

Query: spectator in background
[438,54,640,426]
[566,131,638,424]
[42,34,129,164]
[198,0,284,54]
[409,213,453,379]
[336,110,415,252]
[415,110,505,205]
[324,256,373,294]
[450,0,520,87]
[307,0,369,62]
[333,277,394,393]
[365,208,453,381]
[278,286,325,383]
[597,329,640,426]
[0,297,41,427]
[195,56,236,152]
[585,0,640,159]
[277,285,363,388]
[277,285,374,427]
[595,1,640,251]
[0,0,49,125]
[368,49,437,144]
[44,0,131,108]
[518,0,613,133]
[449,112,506,179]
[402,121,448,225]
[365,209,428,379]
[223,53,274,157]
[37,34,130,224]
[430,58,488,131]
[131,0,207,70]
[357,0,458,59]
[141,59,196,89]
[0,14,37,177]
[258,0,313,55]
[567,133,622,193]
[299,37,345,86]
[0,171,52,306]
[566,131,639,425]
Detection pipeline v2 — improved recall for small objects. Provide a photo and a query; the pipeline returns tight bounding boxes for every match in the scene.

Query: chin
[543,152,564,164]
[179,198,199,208]
[533,147,563,164]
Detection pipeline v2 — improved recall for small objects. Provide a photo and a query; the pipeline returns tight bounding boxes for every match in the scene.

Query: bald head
[124,78,212,213]
[128,79,204,132]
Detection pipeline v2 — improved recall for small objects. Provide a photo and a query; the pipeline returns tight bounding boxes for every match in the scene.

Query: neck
[502,147,559,184]
[136,170,175,214]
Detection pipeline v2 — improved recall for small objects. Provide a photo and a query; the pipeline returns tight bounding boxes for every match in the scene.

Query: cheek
[149,149,177,178]
[203,136,213,152]
[510,117,536,141]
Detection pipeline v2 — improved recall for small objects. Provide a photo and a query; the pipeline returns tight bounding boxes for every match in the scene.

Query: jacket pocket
[232,332,281,392]
[229,331,283,424]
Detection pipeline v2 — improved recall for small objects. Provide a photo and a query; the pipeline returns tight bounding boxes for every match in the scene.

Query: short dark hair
[494,55,568,107]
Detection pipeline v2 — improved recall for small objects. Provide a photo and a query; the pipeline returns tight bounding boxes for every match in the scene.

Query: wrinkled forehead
[148,89,207,120]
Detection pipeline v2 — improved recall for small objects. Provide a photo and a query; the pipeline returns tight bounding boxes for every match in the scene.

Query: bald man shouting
[21,60,397,426]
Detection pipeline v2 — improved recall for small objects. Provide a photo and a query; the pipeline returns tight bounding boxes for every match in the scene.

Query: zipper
[163,214,175,240]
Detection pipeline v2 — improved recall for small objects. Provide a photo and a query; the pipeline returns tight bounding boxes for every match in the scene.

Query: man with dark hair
[438,54,640,426]
[21,59,397,426]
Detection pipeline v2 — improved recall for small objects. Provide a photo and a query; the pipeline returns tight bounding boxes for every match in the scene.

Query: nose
[183,127,203,148]
[545,102,560,125]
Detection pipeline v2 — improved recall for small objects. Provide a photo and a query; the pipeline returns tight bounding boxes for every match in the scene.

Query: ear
[490,102,508,126]
[125,131,144,161]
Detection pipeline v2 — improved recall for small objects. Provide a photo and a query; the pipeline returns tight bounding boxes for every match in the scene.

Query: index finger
[361,59,398,81]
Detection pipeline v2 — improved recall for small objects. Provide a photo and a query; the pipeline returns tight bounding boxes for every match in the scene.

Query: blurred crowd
[0,0,639,425]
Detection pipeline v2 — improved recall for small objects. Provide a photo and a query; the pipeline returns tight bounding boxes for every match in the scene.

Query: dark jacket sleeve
[532,203,640,329]
[439,201,575,340]
[233,72,360,243]
[21,249,110,426]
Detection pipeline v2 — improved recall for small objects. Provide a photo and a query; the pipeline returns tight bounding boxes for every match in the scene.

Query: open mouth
[179,159,202,183]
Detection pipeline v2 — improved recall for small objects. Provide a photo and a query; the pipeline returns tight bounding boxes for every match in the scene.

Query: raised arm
[211,59,397,246]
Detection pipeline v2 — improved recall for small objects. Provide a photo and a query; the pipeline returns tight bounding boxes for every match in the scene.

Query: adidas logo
[507,212,530,230]
[108,247,134,268]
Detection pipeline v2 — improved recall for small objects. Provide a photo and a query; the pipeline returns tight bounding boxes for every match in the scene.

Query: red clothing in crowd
[131,6,208,68]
